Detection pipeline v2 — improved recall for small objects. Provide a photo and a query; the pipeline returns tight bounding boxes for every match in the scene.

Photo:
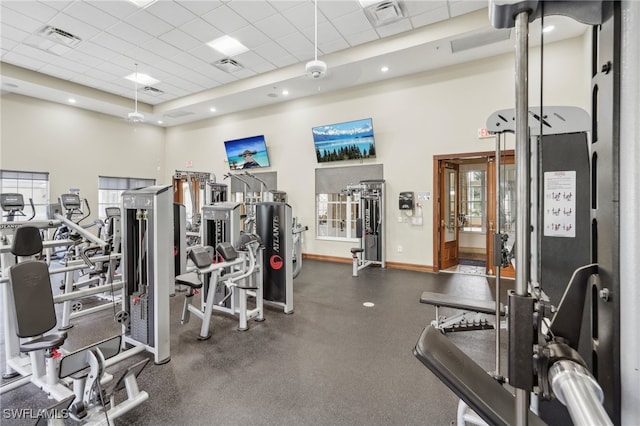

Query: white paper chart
[544,171,576,238]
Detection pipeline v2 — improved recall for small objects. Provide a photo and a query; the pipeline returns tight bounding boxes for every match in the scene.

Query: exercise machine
[177,234,264,338]
[1,193,35,222]
[414,2,638,425]
[120,185,172,364]
[256,202,294,314]
[346,179,385,277]
[0,226,149,424]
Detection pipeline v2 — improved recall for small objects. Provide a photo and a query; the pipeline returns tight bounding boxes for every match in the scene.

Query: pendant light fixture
[128,63,144,123]
[305,0,327,79]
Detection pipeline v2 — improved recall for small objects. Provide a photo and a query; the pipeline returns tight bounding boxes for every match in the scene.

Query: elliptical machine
[0,193,35,222]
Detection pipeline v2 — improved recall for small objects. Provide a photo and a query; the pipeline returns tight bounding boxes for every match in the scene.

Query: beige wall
[1,35,589,267]
[0,93,165,219]
[165,35,590,266]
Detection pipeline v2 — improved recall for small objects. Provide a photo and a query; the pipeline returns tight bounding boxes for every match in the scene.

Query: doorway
[433,150,515,276]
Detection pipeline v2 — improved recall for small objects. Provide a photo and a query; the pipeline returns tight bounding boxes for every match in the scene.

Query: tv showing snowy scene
[312,118,376,163]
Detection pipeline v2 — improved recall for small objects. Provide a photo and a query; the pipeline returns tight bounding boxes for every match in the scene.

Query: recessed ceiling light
[282,89,289,96]
[127,0,157,8]
[381,66,389,72]
[125,72,159,86]
[157,120,163,124]
[210,107,217,113]
[68,98,76,103]
[542,25,555,33]
[207,35,249,57]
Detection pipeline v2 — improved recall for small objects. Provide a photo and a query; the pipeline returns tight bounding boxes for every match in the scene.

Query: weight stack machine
[121,185,172,364]
[351,180,386,268]
[201,202,241,307]
[256,202,293,314]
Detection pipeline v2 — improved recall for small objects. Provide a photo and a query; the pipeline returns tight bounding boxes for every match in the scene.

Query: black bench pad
[420,291,504,316]
[413,326,546,426]
[350,247,364,254]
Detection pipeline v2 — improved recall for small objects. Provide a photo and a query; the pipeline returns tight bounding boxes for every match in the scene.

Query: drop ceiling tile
[63,1,120,31]
[98,81,131,97]
[155,81,189,97]
[268,53,298,68]
[0,6,45,33]
[229,68,256,79]
[331,10,373,37]
[125,10,173,37]
[205,67,237,84]
[106,21,155,45]
[301,21,343,44]
[2,1,58,22]
[146,1,197,27]
[247,60,276,74]
[64,50,105,68]
[252,41,290,63]
[127,46,167,66]
[93,61,131,79]
[410,6,450,28]
[201,5,249,34]
[448,0,486,18]
[12,43,61,63]
[3,51,47,71]
[280,2,327,32]
[170,52,212,73]
[160,28,201,51]
[276,32,315,59]
[91,32,137,55]
[230,25,268,50]
[253,13,297,41]
[52,56,91,73]
[404,0,447,14]
[179,18,224,43]
[83,67,120,83]
[319,37,350,55]
[1,23,31,43]
[36,1,73,11]
[318,1,361,20]
[227,0,277,24]
[70,74,102,87]
[75,41,120,61]
[48,12,103,40]
[141,37,182,59]
[188,43,226,64]
[89,1,139,20]
[179,0,224,16]
[1,38,19,51]
[343,28,378,46]
[375,18,413,38]
[267,1,303,14]
[39,63,78,80]
[234,50,270,69]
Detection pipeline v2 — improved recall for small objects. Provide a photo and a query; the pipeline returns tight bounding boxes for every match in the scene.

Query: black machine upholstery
[413,326,546,426]
[350,247,364,254]
[9,227,67,352]
[188,245,214,268]
[175,272,203,289]
[420,291,505,316]
[11,225,43,256]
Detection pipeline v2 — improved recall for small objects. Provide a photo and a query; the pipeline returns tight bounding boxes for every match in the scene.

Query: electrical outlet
[397,245,403,253]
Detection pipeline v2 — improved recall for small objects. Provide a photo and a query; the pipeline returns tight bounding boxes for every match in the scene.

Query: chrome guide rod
[494,132,501,379]
[515,9,531,426]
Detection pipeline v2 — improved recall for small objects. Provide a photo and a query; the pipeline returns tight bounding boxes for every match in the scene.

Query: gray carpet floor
[1,260,512,426]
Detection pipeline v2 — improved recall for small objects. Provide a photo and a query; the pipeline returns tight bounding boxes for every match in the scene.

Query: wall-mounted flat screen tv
[224,135,270,170]
[312,118,376,163]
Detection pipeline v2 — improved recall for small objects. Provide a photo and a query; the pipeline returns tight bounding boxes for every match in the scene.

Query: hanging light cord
[134,63,139,113]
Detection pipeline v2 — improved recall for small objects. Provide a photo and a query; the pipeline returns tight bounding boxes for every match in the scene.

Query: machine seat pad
[350,247,364,254]
[20,332,67,353]
[413,326,546,426]
[420,291,504,316]
[175,272,203,289]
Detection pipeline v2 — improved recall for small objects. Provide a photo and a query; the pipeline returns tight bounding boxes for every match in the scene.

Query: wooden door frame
[433,150,515,272]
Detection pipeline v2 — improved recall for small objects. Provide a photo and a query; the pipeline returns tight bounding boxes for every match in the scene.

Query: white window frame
[0,169,50,220]
[98,176,155,220]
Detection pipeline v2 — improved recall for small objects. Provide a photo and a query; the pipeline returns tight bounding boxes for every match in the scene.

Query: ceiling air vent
[213,58,244,73]
[364,0,405,27]
[39,26,82,47]
[140,86,164,96]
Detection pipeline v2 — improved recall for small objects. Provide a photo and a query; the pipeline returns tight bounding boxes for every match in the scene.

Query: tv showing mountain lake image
[224,135,270,170]
[312,118,376,163]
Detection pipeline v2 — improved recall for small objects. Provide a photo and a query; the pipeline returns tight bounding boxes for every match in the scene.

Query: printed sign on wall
[544,171,576,238]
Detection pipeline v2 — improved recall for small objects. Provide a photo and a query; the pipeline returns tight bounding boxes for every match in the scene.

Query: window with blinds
[98,176,155,219]
[0,169,50,220]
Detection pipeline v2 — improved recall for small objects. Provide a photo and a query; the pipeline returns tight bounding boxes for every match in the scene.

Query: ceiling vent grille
[213,58,244,73]
[164,110,195,118]
[363,1,405,27]
[39,26,82,47]
[140,86,164,96]
[450,29,512,53]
